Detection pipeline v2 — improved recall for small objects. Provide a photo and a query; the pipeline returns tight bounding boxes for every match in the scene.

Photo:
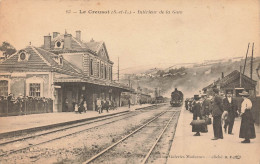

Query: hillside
[120,57,260,98]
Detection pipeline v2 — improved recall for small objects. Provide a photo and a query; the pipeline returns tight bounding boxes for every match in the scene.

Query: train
[170,88,183,107]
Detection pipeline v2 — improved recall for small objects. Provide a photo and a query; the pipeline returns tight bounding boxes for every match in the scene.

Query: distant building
[256,63,260,96]
[0,51,6,62]
[0,31,131,112]
[203,70,257,97]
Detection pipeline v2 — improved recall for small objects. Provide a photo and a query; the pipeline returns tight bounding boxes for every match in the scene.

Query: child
[74,103,79,113]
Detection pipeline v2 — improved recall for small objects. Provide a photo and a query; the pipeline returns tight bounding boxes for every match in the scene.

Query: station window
[97,61,100,77]
[90,59,94,76]
[0,80,9,96]
[104,65,107,79]
[110,66,112,80]
[101,63,104,78]
[108,67,111,80]
[29,83,41,97]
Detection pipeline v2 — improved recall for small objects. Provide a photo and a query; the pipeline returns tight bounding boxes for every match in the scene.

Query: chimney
[44,35,51,49]
[64,34,72,49]
[53,32,60,38]
[76,30,81,41]
[221,72,224,79]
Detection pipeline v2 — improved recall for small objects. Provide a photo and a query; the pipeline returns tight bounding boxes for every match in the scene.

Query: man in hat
[239,91,256,143]
[223,91,238,134]
[211,88,224,140]
[201,94,211,116]
[191,95,208,136]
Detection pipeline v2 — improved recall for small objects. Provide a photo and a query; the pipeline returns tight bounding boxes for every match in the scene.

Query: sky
[0,0,259,74]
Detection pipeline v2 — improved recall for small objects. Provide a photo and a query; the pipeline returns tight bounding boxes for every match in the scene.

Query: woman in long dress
[239,91,256,143]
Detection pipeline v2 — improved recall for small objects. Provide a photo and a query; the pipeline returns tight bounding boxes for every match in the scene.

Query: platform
[167,108,260,164]
[0,104,155,138]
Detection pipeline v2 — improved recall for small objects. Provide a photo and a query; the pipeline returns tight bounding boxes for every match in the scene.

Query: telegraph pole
[118,57,119,82]
[243,43,250,75]
[240,65,242,87]
[250,42,254,79]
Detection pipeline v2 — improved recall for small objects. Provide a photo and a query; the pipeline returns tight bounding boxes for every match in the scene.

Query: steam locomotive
[170,88,183,107]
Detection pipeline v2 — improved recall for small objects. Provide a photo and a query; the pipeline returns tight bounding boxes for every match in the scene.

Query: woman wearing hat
[192,95,208,136]
[239,91,256,143]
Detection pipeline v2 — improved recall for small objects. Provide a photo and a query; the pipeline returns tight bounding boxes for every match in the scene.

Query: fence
[0,97,53,117]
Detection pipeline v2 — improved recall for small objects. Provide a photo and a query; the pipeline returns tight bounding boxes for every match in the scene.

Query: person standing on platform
[223,91,237,134]
[185,98,189,110]
[64,98,69,112]
[105,99,109,113]
[192,95,207,136]
[83,100,87,113]
[239,91,256,143]
[128,98,131,108]
[201,95,211,116]
[101,98,105,113]
[97,98,102,114]
[211,88,224,140]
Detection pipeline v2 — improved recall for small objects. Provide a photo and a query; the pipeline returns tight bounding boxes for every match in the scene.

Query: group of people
[0,93,51,115]
[96,98,117,114]
[64,97,118,114]
[190,88,256,143]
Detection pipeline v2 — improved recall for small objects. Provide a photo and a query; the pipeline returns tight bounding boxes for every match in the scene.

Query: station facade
[0,31,131,112]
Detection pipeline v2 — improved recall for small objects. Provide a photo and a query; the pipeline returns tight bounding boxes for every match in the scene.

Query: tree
[0,42,17,58]
[156,70,165,77]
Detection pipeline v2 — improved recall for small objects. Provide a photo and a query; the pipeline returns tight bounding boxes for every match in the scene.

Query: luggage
[190,119,206,126]
[191,120,208,133]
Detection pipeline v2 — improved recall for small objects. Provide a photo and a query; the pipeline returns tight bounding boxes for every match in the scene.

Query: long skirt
[239,110,256,139]
[213,116,223,138]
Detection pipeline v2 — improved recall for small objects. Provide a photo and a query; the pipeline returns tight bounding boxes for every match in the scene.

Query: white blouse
[241,98,252,114]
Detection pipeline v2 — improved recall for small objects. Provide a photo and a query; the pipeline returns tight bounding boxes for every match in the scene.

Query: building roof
[203,70,257,91]
[44,32,113,64]
[0,45,82,76]
[54,73,131,91]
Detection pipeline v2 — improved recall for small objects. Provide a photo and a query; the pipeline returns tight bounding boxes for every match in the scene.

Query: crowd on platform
[186,88,256,144]
[0,93,53,116]
[66,97,119,114]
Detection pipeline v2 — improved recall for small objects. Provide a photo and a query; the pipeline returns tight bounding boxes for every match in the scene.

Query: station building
[202,70,257,97]
[0,31,131,113]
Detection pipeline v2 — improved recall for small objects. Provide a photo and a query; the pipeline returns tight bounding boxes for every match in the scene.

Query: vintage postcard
[0,0,259,163]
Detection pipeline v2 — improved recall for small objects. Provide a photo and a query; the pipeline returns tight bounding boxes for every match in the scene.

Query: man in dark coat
[192,95,208,136]
[185,99,189,110]
[223,91,237,134]
[211,88,224,140]
[239,91,256,143]
[201,96,211,116]
[128,98,131,108]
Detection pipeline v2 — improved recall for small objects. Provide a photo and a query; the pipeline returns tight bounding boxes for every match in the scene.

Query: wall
[0,73,50,98]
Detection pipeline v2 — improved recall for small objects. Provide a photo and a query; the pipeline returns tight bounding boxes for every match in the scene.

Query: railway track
[82,109,180,164]
[0,104,165,158]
